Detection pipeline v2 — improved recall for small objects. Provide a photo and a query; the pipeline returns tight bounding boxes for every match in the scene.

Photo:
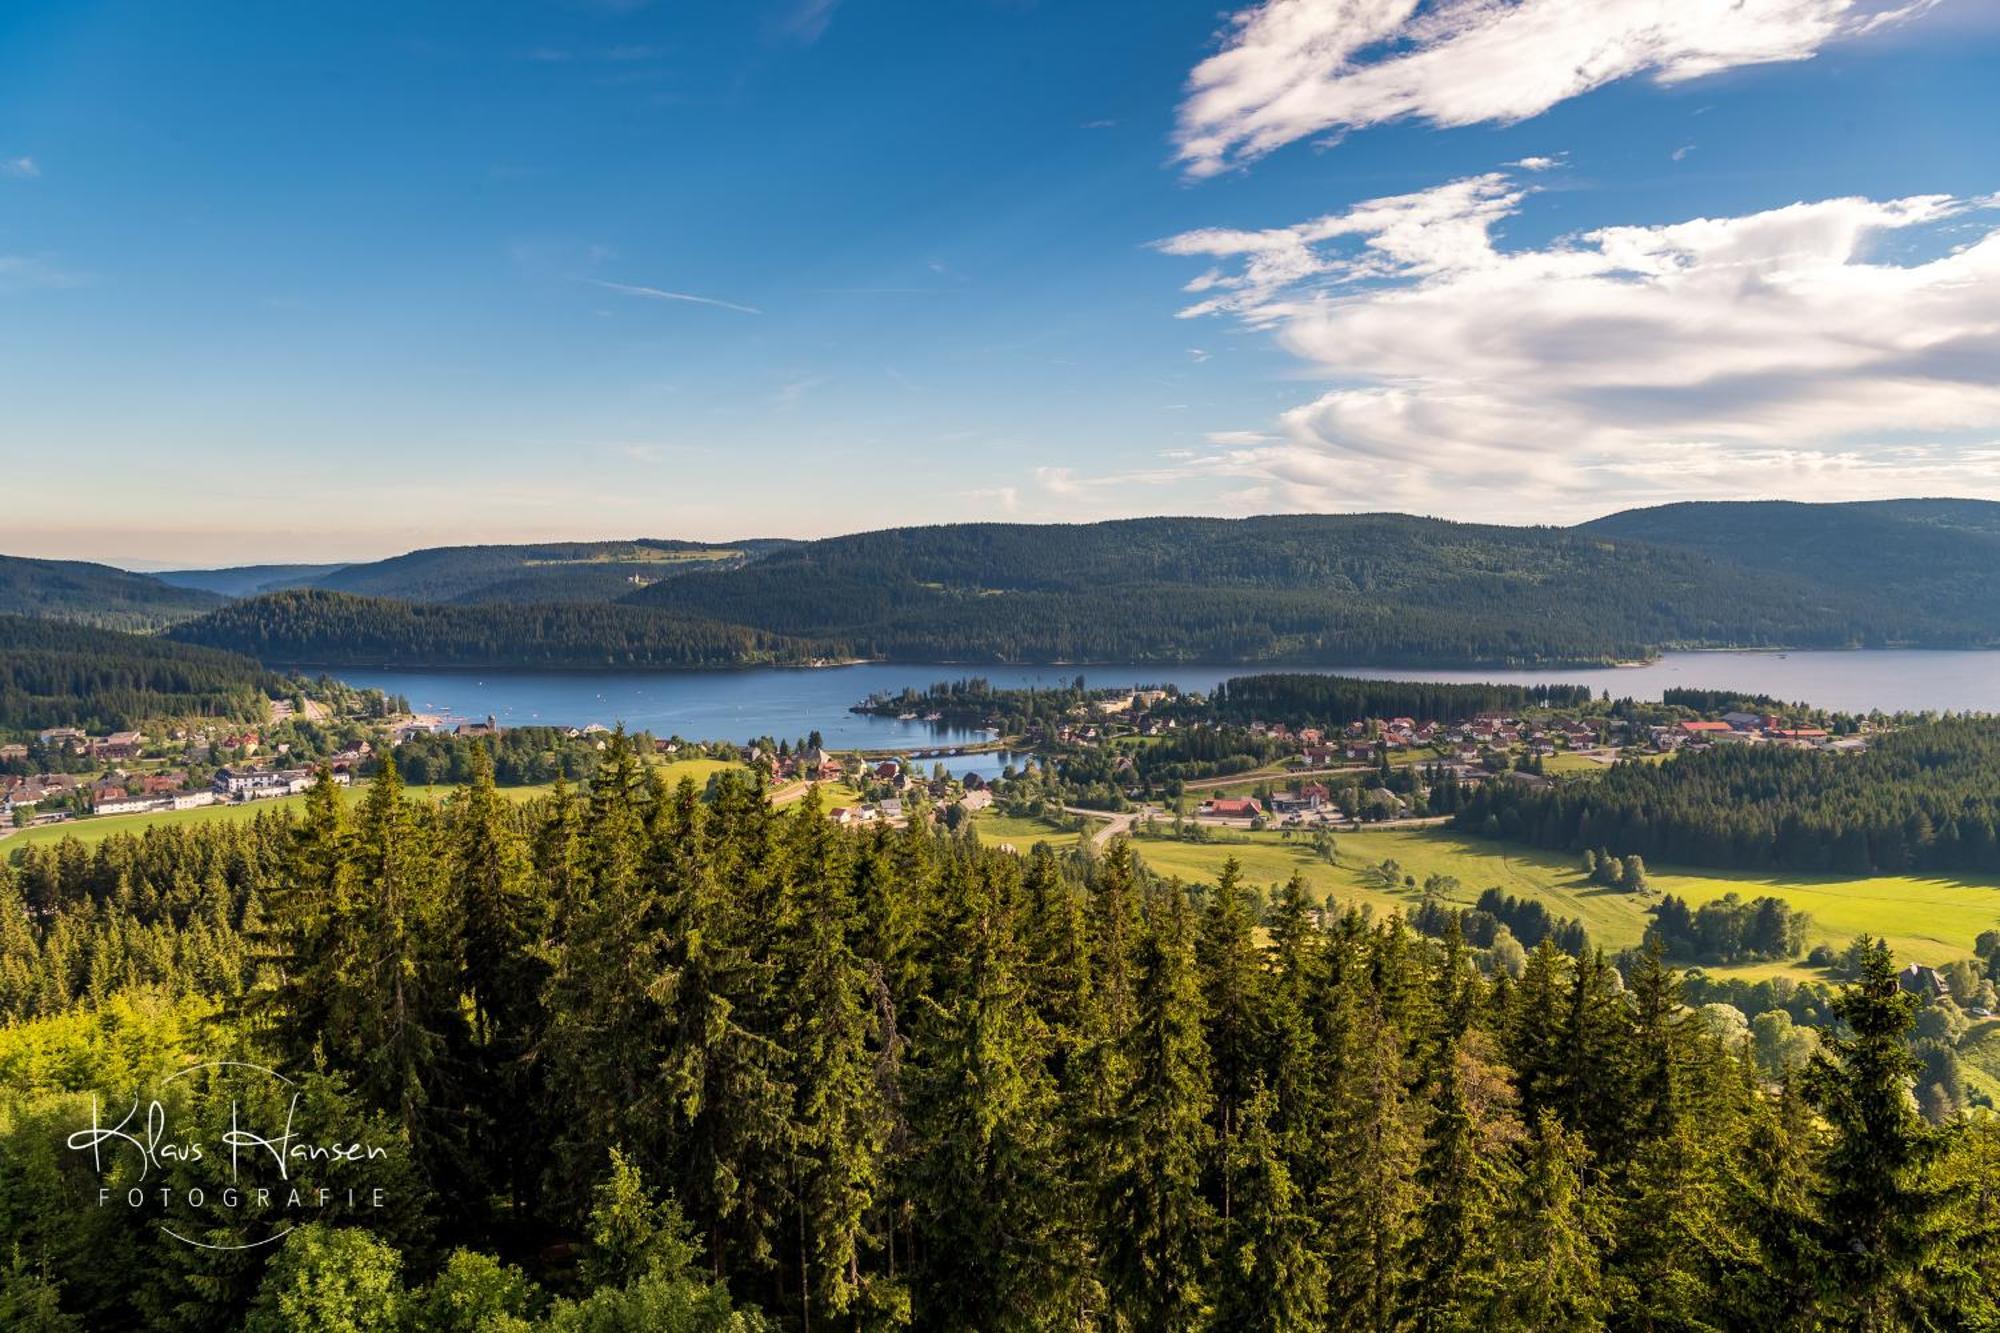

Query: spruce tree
[1099,889,1215,1331]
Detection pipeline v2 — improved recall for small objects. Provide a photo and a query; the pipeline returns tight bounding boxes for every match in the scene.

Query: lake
[335,650,2000,773]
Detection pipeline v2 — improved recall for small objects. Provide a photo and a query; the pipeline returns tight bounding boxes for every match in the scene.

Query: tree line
[1455,718,2000,875]
[167,589,816,670]
[1204,674,1593,728]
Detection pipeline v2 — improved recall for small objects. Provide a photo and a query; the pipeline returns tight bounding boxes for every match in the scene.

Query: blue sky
[4,0,1997,564]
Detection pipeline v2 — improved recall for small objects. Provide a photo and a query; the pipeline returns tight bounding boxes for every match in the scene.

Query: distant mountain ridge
[161,538,797,606]
[156,500,2000,670]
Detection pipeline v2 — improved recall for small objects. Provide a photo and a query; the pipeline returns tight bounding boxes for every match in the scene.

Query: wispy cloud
[774,0,841,43]
[0,254,86,290]
[1,156,38,179]
[1141,171,2000,519]
[1175,0,1936,177]
[588,278,763,315]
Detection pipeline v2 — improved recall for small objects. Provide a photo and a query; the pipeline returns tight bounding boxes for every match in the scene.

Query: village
[2,679,1871,839]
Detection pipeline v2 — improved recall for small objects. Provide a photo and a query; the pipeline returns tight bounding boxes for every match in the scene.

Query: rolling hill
[0,555,225,631]
[146,501,2000,670]
[165,588,816,670]
[0,614,286,733]
[621,511,1992,665]
[158,538,798,605]
[152,563,349,598]
[1579,499,2000,627]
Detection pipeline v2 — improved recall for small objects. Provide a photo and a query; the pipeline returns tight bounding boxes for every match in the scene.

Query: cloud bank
[1154,174,2000,516]
[1176,0,1934,176]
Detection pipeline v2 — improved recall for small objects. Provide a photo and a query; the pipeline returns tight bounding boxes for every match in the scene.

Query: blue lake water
[337,650,2000,774]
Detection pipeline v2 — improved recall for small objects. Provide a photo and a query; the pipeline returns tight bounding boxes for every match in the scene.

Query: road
[1062,804,1154,848]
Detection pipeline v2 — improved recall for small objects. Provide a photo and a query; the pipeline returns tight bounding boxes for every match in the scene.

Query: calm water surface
[336,650,2000,772]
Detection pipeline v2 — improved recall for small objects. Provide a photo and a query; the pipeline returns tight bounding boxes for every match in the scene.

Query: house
[171,790,218,810]
[1201,797,1263,819]
[1677,720,1735,741]
[38,728,88,752]
[456,715,503,739]
[874,761,901,782]
[957,789,993,813]
[0,743,27,763]
[94,792,162,816]
[1898,963,1950,1000]
[97,731,146,760]
[1721,711,1763,731]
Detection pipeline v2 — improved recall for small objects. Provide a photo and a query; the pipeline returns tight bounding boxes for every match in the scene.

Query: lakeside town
[2,673,1873,839]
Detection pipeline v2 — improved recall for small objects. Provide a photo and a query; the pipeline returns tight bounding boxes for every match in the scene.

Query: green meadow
[976,811,2000,981]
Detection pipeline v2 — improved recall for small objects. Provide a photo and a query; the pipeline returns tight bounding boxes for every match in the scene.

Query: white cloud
[1,156,37,178]
[1148,174,2000,519]
[1175,0,1936,177]
[1506,154,1562,172]
[588,278,762,315]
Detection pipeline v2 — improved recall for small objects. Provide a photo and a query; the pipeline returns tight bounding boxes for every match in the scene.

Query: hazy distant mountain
[0,554,225,631]
[153,564,350,598]
[164,538,798,606]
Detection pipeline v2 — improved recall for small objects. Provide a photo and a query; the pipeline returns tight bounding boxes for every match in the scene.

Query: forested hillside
[1580,499,2000,627]
[0,751,1991,1328]
[95,502,2000,667]
[0,554,224,631]
[165,588,817,669]
[152,562,348,597]
[0,614,285,733]
[1456,718,2000,874]
[627,513,1995,664]
[301,538,792,604]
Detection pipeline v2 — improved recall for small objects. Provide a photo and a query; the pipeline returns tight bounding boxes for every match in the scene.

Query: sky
[4,0,1999,566]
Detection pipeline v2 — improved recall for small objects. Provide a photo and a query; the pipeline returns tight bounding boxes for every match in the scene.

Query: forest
[135,504,2000,672]
[0,615,288,734]
[1202,674,1594,728]
[1,737,1994,1329]
[165,589,817,670]
[1453,718,2000,874]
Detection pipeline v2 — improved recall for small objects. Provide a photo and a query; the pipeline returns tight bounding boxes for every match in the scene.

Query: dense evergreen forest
[1455,719,2000,874]
[2,740,1995,1329]
[1204,674,1594,727]
[0,615,287,734]
[39,502,1992,669]
[166,589,817,670]
[0,555,224,632]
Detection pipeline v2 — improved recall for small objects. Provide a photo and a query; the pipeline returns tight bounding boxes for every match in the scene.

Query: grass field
[1120,825,2000,979]
[971,810,1087,850]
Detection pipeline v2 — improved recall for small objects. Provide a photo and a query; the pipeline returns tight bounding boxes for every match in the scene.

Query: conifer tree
[1215,1080,1327,1332]
[1806,936,1954,1329]
[1099,889,1215,1331]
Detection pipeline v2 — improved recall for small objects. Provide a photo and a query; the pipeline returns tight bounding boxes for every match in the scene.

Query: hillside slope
[0,555,225,631]
[152,563,349,598]
[623,512,1972,665]
[304,538,795,604]
[1580,500,2000,625]
[0,614,285,734]
[166,589,817,669]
